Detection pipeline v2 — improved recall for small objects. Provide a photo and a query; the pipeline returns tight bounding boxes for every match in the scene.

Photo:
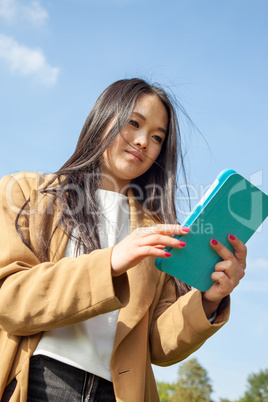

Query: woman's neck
[98,175,130,195]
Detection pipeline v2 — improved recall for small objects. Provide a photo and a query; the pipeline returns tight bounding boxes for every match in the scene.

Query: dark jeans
[2,355,116,402]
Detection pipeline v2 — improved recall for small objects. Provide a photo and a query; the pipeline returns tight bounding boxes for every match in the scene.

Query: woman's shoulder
[1,171,58,189]
[0,171,59,193]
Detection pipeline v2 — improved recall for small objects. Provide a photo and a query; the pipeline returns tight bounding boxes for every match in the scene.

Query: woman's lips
[126,150,144,162]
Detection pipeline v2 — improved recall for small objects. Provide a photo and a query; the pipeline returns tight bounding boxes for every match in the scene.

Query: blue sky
[0,0,267,400]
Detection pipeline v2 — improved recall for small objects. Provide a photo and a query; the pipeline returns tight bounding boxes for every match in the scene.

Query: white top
[34,189,130,381]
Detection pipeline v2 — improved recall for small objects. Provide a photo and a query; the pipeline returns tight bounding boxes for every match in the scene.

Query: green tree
[172,358,213,402]
[238,368,268,402]
[157,381,176,402]
[157,358,213,402]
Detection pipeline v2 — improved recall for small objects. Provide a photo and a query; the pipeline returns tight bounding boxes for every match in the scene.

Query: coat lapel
[113,190,161,351]
[29,176,70,263]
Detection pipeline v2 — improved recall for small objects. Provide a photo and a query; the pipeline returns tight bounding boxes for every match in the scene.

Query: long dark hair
[16,78,190,294]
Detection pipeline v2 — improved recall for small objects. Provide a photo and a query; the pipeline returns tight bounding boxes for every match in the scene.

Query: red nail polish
[229,235,236,240]
[165,252,172,257]
[182,226,190,233]
[212,239,218,245]
[179,241,186,247]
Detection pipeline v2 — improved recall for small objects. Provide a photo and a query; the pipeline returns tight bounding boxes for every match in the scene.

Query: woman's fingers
[210,238,236,261]
[134,224,188,250]
[135,224,190,237]
[138,233,186,249]
[210,236,247,266]
[228,235,247,268]
[213,260,244,284]
[111,224,189,276]
[211,270,231,288]
[201,235,247,304]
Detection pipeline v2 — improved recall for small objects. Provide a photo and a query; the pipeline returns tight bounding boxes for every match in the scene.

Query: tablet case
[155,169,268,291]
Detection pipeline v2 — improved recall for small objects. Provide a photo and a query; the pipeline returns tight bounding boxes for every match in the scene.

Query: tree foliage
[157,381,176,402]
[157,359,268,402]
[238,368,268,402]
[157,358,213,402]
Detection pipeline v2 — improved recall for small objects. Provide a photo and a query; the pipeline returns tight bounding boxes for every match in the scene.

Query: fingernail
[182,226,190,233]
[229,234,236,240]
[212,239,218,245]
[179,241,186,247]
[165,252,172,257]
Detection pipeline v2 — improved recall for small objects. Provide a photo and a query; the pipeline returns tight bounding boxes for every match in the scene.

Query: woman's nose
[133,134,148,150]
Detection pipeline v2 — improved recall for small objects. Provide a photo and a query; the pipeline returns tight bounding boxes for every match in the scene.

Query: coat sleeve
[0,174,129,336]
[149,272,230,366]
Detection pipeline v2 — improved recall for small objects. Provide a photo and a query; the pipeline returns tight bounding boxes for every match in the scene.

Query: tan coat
[0,172,230,401]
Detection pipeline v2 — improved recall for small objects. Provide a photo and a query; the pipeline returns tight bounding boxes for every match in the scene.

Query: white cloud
[0,34,59,85]
[0,0,16,22]
[237,280,268,293]
[86,0,136,5]
[0,0,48,25]
[233,257,268,293]
[22,1,48,26]
[247,258,268,270]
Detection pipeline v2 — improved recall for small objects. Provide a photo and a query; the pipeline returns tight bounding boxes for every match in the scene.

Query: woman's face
[100,94,168,193]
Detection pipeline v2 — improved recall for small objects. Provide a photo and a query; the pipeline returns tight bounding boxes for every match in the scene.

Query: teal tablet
[155,169,268,291]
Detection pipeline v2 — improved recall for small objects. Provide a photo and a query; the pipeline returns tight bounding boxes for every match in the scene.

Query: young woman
[0,78,246,401]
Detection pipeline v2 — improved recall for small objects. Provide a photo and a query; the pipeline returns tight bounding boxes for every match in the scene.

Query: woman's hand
[111,224,189,276]
[202,235,247,317]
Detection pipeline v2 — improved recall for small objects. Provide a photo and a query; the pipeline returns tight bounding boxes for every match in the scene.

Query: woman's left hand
[202,235,247,317]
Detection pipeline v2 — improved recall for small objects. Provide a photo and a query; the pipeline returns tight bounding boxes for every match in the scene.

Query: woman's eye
[152,135,163,144]
[129,120,139,128]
